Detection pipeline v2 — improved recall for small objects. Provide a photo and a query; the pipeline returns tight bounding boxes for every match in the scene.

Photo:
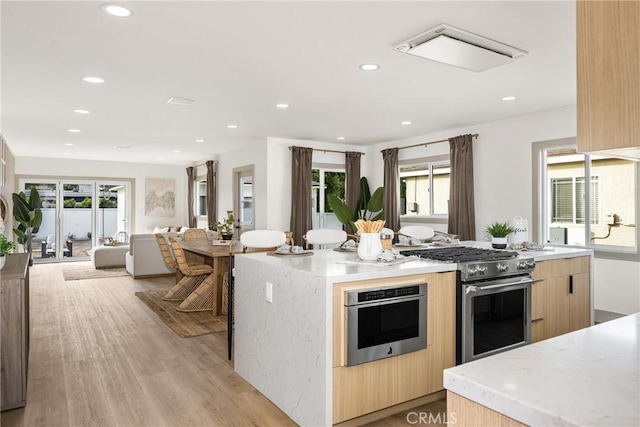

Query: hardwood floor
[1,262,446,427]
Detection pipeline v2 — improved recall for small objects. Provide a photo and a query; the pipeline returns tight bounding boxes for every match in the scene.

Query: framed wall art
[145,178,175,217]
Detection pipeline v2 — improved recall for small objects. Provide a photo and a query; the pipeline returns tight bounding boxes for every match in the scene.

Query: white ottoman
[92,245,130,268]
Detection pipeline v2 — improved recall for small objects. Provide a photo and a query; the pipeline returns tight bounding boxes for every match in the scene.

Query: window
[400,156,450,217]
[196,179,207,217]
[535,140,638,256]
[312,168,345,229]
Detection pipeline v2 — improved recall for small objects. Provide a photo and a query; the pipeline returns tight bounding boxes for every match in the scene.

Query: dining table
[179,240,242,316]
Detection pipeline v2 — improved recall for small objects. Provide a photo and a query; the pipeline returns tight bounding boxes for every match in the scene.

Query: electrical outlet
[265,282,273,303]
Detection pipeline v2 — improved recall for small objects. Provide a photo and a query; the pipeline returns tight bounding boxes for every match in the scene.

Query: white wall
[217,137,369,233]
[14,157,187,233]
[369,105,639,315]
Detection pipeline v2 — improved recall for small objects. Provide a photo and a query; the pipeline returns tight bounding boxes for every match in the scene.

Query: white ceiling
[1,1,576,165]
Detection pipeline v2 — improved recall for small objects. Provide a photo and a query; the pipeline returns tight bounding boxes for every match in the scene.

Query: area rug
[135,290,227,338]
[62,266,129,281]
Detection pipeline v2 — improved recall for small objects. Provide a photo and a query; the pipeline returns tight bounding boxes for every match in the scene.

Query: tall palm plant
[328,177,383,234]
[13,187,43,264]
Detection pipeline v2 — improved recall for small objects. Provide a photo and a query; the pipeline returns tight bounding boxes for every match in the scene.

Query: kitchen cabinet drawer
[532,256,589,280]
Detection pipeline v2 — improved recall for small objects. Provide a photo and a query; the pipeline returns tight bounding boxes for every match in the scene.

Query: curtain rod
[386,133,479,152]
[288,146,365,155]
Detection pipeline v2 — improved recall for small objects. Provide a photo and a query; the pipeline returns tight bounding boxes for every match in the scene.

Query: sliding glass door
[19,179,131,263]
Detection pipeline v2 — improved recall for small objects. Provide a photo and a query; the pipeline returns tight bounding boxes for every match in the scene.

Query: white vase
[0,255,5,270]
[358,233,383,262]
[491,237,508,249]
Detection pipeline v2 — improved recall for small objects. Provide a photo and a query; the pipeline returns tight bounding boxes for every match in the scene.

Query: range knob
[496,263,509,273]
[467,265,479,277]
[478,265,488,275]
[526,260,535,268]
[517,261,528,270]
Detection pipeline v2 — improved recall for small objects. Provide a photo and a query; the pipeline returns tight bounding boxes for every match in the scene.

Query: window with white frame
[196,179,207,217]
[400,156,450,217]
[535,141,638,255]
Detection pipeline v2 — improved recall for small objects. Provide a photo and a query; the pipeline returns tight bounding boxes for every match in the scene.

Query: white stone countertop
[236,242,592,283]
[444,313,640,427]
[236,248,457,282]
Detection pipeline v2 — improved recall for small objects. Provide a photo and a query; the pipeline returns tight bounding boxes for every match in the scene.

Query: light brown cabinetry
[1,253,30,411]
[577,0,640,154]
[331,271,456,424]
[531,256,590,342]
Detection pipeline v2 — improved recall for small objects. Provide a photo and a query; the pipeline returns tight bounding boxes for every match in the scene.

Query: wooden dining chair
[154,233,183,284]
[163,238,213,304]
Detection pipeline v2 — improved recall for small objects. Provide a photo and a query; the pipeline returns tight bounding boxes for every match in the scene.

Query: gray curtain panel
[382,148,400,233]
[345,151,362,213]
[186,166,196,228]
[290,146,313,246]
[448,134,476,240]
[206,160,217,230]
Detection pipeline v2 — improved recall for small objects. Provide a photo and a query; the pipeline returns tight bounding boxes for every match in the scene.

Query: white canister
[509,215,528,244]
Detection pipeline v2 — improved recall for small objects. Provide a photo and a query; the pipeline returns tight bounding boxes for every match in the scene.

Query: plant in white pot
[485,221,515,249]
[0,233,16,270]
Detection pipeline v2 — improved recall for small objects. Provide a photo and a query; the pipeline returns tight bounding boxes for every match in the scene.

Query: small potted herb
[485,221,514,249]
[215,212,235,240]
[0,233,16,270]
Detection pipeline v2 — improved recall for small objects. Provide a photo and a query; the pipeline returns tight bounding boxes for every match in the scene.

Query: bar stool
[163,238,213,302]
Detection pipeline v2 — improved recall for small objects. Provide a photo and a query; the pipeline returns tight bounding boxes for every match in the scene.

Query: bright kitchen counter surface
[444,313,640,427]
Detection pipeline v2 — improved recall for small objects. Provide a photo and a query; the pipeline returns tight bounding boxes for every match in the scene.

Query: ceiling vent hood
[393,24,528,72]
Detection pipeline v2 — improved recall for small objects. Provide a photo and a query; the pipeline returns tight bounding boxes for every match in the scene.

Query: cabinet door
[530,281,545,343]
[543,276,572,339]
[570,272,590,332]
[577,0,640,152]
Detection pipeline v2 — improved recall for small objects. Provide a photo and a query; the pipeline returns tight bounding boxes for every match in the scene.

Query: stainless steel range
[399,247,536,364]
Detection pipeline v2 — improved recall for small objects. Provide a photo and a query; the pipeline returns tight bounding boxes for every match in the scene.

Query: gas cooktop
[399,247,520,263]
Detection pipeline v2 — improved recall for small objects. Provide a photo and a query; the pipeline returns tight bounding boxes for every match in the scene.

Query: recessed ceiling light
[157,157,164,161]
[73,109,90,114]
[501,96,517,101]
[82,76,104,83]
[166,96,196,106]
[401,121,412,125]
[227,124,238,129]
[102,4,132,17]
[195,139,204,143]
[113,145,131,149]
[336,137,346,140]
[276,103,289,109]
[173,150,181,153]
[68,129,81,133]
[62,152,70,156]
[64,143,74,146]
[359,64,380,71]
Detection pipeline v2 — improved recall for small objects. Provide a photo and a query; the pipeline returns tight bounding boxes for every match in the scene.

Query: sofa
[125,228,217,278]
[125,233,179,278]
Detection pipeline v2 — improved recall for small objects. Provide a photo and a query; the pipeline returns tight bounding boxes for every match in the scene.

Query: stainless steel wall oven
[345,283,427,366]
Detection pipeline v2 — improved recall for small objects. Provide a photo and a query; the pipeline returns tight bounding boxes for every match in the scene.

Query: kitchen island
[232,244,594,426]
[233,248,457,426]
[444,312,640,426]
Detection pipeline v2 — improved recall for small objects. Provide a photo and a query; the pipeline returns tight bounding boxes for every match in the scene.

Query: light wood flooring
[1,262,446,427]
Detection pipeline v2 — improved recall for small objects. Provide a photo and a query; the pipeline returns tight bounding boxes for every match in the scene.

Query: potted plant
[485,221,515,249]
[215,212,235,240]
[13,188,43,265]
[327,177,384,235]
[0,233,16,270]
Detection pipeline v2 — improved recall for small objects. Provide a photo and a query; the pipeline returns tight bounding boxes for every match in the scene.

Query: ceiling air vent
[166,96,196,106]
[393,24,528,72]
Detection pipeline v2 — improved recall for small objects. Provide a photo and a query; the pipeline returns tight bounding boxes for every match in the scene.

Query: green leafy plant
[485,221,515,238]
[12,188,43,260]
[327,177,384,234]
[215,213,235,235]
[0,233,16,256]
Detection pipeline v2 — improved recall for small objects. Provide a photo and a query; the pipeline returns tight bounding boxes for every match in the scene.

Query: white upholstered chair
[398,225,435,242]
[240,230,287,252]
[303,228,347,249]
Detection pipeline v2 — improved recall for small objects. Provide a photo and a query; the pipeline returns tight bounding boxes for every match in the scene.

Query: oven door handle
[465,278,542,295]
